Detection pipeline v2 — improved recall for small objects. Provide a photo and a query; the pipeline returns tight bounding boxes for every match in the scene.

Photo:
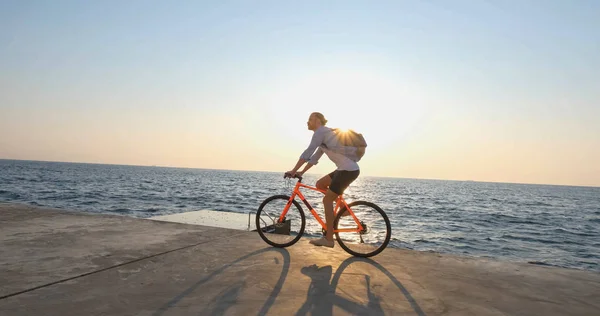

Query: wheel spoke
[334,201,391,257]
[256,195,306,248]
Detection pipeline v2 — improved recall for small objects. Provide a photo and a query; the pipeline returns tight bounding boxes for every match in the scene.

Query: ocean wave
[500,233,583,246]
[0,191,21,199]
[550,227,598,237]
[487,213,546,226]
[413,239,433,243]
[79,200,99,205]
[454,244,479,252]
[442,236,467,242]
[528,261,562,268]
[575,253,600,260]
[524,201,554,207]
[108,208,132,214]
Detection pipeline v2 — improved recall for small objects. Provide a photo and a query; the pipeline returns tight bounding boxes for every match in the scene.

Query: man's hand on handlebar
[284,170,304,179]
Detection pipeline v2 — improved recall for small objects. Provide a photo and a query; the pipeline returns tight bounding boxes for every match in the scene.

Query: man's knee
[322,196,334,204]
[322,191,338,203]
[316,178,330,190]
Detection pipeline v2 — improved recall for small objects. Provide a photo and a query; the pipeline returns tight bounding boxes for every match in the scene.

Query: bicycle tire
[256,195,306,248]
[334,200,391,257]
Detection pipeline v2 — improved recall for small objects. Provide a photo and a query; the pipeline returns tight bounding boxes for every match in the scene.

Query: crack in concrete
[0,232,247,301]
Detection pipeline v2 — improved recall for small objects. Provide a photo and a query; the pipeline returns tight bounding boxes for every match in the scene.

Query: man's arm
[298,147,323,175]
[298,162,314,175]
[290,158,307,174]
[289,129,325,174]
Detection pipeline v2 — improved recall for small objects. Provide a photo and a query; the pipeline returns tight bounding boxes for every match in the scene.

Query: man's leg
[310,169,360,248]
[322,189,339,242]
[309,189,338,248]
[315,171,334,191]
[310,171,341,248]
[315,172,334,233]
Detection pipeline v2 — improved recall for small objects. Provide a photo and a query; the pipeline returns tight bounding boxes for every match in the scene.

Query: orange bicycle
[255,174,391,257]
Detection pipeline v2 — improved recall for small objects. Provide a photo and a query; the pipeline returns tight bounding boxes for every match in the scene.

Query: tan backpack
[331,128,367,159]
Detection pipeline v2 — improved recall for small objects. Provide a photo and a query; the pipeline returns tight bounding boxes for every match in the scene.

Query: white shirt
[320,146,360,171]
[299,126,360,171]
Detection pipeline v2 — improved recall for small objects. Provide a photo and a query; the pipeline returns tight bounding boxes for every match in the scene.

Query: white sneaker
[309,237,334,248]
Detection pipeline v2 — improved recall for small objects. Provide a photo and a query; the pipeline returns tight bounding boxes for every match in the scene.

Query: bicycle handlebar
[283,172,303,182]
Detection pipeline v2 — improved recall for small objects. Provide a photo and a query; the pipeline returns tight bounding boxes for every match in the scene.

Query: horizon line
[2,157,599,189]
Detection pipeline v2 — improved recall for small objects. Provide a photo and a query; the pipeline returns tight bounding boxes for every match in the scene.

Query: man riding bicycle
[285,112,363,248]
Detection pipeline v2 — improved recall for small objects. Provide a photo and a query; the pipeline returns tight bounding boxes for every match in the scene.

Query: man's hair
[311,112,328,125]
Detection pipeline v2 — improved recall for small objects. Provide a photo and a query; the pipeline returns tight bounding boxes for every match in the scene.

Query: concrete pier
[1,203,599,315]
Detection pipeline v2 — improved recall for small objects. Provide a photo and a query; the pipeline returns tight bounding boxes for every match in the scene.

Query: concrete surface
[1,203,599,316]
[150,210,253,231]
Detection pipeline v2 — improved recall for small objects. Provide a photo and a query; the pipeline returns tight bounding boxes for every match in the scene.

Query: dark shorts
[328,169,360,195]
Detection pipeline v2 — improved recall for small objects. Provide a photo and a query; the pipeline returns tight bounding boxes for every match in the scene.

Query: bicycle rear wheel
[334,201,391,257]
[256,195,306,248]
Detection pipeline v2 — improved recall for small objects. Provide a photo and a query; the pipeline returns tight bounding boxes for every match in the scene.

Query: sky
[1,0,599,187]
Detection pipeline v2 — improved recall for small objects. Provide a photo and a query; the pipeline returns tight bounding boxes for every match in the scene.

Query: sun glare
[267,68,426,152]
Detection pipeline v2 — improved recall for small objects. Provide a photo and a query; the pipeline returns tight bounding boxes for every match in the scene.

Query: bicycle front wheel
[256,195,306,248]
[334,201,391,257]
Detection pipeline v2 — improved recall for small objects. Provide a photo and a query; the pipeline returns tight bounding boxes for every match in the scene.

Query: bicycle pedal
[359,221,368,234]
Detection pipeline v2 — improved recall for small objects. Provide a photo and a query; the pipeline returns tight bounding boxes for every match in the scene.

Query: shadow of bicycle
[153,247,290,316]
[296,256,426,316]
[153,248,425,316]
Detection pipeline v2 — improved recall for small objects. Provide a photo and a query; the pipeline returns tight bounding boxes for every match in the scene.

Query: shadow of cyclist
[295,264,335,315]
[295,256,426,316]
[153,247,290,316]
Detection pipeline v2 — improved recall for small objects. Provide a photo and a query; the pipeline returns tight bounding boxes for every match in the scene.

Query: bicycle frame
[278,178,365,233]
